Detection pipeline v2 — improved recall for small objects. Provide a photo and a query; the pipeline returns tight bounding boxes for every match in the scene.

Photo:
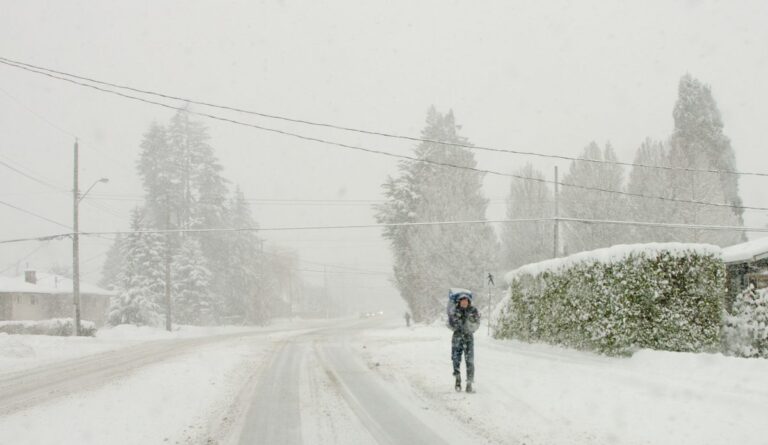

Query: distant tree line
[378,74,745,322]
[101,110,297,326]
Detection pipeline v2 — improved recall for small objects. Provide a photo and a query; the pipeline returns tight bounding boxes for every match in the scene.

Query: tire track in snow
[237,339,304,445]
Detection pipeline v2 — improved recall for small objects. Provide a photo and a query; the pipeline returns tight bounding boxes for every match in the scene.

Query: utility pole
[165,209,172,331]
[553,166,560,259]
[73,140,81,336]
[486,272,494,336]
[323,265,329,319]
[287,269,293,319]
[691,172,698,243]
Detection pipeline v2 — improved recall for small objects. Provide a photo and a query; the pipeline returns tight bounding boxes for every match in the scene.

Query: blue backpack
[446,288,473,328]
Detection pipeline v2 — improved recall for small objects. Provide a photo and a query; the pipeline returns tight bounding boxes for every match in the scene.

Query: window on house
[30,295,37,305]
[16,295,22,304]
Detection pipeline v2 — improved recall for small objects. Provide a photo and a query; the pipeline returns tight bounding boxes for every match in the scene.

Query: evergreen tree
[137,122,180,229]
[671,74,742,215]
[192,145,230,319]
[376,107,497,322]
[667,75,743,245]
[260,247,298,319]
[107,208,164,326]
[172,236,214,325]
[625,139,676,243]
[99,234,125,290]
[500,164,553,269]
[560,142,627,253]
[220,186,268,324]
[136,111,230,320]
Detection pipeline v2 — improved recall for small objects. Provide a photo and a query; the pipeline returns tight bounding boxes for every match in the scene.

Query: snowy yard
[353,319,768,445]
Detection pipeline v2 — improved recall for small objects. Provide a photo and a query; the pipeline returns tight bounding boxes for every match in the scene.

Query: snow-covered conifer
[500,163,553,269]
[376,107,498,321]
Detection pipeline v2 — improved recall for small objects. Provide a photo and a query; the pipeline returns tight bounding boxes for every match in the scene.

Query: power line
[257,245,391,275]
[79,193,768,213]
[0,196,117,243]
[0,80,133,185]
[1,55,765,178]
[557,217,768,233]
[86,194,385,203]
[0,199,71,229]
[261,250,390,275]
[0,85,78,139]
[2,57,766,213]
[0,157,67,192]
[296,268,389,276]
[0,219,547,245]
[84,195,383,207]
[3,216,768,246]
[0,242,49,274]
[1,81,131,216]
[0,153,127,221]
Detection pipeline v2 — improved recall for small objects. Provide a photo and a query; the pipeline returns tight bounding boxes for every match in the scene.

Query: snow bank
[0,324,265,374]
[356,321,768,445]
[95,323,260,341]
[0,337,267,445]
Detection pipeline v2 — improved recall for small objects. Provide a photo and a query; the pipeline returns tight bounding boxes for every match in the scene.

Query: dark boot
[465,381,474,393]
[454,374,461,392]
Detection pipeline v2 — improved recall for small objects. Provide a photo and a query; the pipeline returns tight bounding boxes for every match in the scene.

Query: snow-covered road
[235,321,477,444]
[1,317,767,444]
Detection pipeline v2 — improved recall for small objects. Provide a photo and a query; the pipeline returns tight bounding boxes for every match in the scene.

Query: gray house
[0,270,114,326]
[722,237,768,310]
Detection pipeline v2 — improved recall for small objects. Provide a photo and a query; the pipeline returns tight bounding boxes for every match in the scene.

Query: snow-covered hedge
[723,285,768,358]
[0,318,97,337]
[494,243,725,355]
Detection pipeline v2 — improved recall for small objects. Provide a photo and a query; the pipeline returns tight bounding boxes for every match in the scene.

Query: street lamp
[80,178,109,203]
[73,140,109,336]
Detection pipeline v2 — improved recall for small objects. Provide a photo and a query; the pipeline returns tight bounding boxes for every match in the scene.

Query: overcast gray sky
[1,0,767,310]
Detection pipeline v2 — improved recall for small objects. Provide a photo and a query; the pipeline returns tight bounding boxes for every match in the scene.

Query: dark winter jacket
[449,304,480,335]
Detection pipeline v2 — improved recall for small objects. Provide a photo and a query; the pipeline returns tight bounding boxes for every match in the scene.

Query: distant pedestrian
[448,292,480,393]
[404,311,411,327]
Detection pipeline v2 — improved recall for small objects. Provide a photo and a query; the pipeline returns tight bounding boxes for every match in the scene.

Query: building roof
[722,237,768,265]
[0,273,116,296]
[723,237,768,264]
[0,277,53,294]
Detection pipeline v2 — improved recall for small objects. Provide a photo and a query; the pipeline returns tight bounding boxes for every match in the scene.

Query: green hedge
[0,318,97,337]
[494,244,725,355]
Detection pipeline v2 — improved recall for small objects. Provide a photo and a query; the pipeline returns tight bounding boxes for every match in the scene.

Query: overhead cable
[1,55,764,177]
[0,57,764,212]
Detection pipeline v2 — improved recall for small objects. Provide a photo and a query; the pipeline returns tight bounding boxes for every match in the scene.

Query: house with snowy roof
[722,237,768,308]
[0,270,114,326]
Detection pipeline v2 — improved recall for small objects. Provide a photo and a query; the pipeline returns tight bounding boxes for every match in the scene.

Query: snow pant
[451,331,474,382]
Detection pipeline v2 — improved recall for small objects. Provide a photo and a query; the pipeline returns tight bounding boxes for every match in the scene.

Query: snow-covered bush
[494,243,725,355]
[0,318,97,337]
[723,285,768,358]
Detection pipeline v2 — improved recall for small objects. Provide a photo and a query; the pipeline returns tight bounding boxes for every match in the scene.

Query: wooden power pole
[165,209,172,331]
[73,140,81,336]
[554,166,560,259]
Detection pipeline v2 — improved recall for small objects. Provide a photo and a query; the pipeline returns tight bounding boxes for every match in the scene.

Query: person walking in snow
[404,311,411,327]
[448,292,480,393]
